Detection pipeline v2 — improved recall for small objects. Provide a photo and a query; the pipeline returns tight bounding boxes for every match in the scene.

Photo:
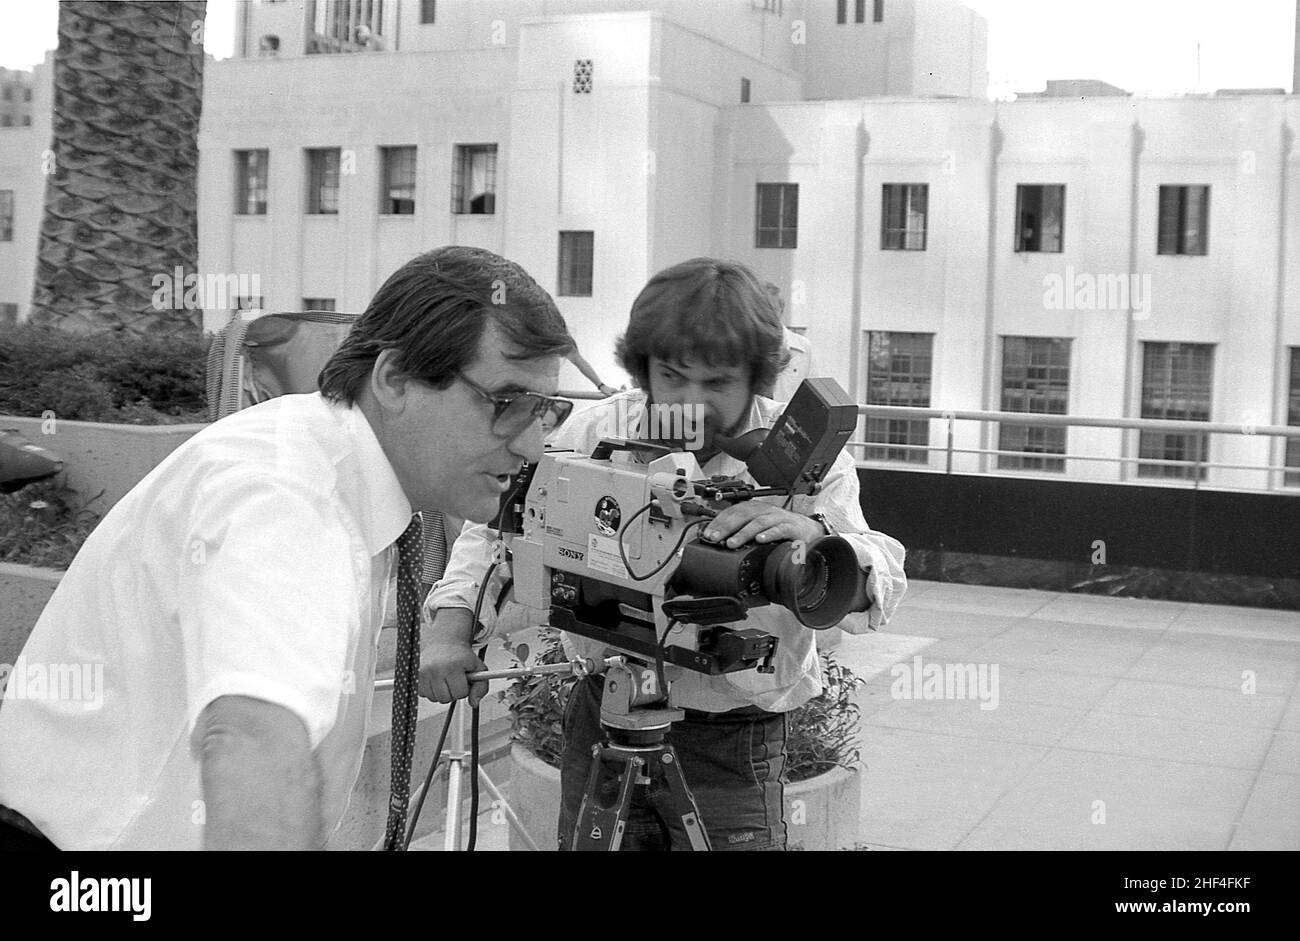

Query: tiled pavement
[412,581,1300,850]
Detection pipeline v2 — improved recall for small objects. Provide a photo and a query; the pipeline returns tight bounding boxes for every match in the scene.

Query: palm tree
[29,0,206,338]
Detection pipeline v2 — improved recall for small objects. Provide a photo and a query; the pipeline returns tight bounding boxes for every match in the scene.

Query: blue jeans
[556,675,788,851]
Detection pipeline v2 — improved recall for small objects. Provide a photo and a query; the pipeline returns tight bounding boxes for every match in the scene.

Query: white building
[3,0,1299,490]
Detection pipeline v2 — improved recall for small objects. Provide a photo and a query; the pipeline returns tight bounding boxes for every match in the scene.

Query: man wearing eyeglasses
[0,246,575,850]
[420,257,907,851]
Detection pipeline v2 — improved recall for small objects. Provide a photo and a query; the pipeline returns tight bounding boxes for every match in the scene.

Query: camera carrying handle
[589,437,674,463]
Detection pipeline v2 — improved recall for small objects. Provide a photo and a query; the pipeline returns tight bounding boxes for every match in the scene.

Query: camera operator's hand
[702,502,824,550]
[418,608,489,707]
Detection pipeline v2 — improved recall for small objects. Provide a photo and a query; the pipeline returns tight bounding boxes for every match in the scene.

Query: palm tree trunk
[30,0,206,338]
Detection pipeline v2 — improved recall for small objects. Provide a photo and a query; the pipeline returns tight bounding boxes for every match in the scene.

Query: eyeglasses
[455,373,574,438]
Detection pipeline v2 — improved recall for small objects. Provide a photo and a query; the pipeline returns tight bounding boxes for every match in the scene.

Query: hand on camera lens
[701,502,822,550]
[417,641,488,707]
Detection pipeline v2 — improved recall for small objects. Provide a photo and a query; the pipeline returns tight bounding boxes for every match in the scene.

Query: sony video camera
[496,378,873,680]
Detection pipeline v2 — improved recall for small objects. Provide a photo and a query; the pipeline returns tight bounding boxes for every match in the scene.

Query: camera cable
[402,558,500,851]
[618,500,709,582]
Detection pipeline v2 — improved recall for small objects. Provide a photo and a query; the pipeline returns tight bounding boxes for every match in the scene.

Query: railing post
[946,415,954,475]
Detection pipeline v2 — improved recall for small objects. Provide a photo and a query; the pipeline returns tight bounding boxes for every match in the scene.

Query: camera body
[504,379,870,677]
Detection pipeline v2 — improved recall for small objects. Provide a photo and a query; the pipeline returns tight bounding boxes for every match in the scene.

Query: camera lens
[762,535,863,629]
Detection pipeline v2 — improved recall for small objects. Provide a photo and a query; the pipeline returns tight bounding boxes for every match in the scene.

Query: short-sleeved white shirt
[0,393,411,849]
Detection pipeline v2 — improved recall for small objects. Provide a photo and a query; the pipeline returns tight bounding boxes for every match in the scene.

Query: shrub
[0,324,208,423]
[0,478,103,569]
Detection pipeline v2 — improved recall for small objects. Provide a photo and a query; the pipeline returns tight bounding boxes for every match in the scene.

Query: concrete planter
[506,744,860,851]
[0,562,63,665]
[0,415,206,512]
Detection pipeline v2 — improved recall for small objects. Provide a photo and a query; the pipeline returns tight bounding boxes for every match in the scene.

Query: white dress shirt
[0,393,411,849]
[428,391,906,713]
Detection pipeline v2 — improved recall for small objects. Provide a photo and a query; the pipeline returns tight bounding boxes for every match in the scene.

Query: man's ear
[369,349,412,414]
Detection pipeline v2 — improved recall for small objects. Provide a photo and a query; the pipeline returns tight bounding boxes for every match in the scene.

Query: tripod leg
[572,748,640,851]
[646,749,713,851]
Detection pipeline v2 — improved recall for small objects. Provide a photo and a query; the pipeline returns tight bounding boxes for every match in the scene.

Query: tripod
[570,660,712,851]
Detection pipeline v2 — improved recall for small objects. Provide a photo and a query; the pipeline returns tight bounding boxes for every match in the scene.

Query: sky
[0,0,1295,97]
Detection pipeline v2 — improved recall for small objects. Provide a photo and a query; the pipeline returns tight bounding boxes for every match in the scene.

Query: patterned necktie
[383,514,423,851]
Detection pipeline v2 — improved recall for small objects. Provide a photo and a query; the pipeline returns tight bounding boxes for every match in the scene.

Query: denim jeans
[556,675,788,851]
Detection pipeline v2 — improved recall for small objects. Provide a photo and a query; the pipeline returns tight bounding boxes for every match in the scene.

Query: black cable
[403,700,455,851]
[402,557,500,850]
[618,501,709,582]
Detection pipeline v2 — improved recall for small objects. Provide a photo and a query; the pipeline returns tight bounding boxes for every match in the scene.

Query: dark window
[1285,348,1300,487]
[1,87,10,102]
[259,34,280,54]
[865,332,932,463]
[302,297,336,311]
[874,0,884,22]
[558,231,594,296]
[452,144,497,214]
[0,190,12,241]
[235,150,268,215]
[998,337,1070,472]
[881,183,927,250]
[740,77,751,103]
[420,0,436,24]
[380,146,416,214]
[1138,342,1214,479]
[1015,184,1064,253]
[306,148,340,214]
[855,0,865,22]
[1157,185,1209,256]
[24,88,32,102]
[0,116,11,127]
[755,183,798,249]
[836,0,847,24]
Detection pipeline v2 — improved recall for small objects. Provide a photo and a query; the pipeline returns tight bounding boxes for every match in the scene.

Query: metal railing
[557,390,1300,494]
[851,405,1300,494]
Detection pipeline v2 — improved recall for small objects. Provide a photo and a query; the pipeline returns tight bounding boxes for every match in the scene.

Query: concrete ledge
[0,562,61,665]
[0,415,206,511]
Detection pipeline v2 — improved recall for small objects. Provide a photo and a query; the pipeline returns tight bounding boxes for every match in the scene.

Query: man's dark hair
[319,245,575,404]
[615,258,789,393]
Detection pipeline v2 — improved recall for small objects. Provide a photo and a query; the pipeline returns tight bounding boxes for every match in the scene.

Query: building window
[755,183,798,249]
[306,148,340,214]
[1157,185,1209,256]
[998,337,1070,472]
[1015,184,1064,253]
[0,116,11,127]
[557,231,594,296]
[420,0,436,24]
[380,146,416,215]
[881,183,927,251]
[874,0,884,22]
[307,0,386,53]
[452,144,497,214]
[0,190,12,241]
[1138,342,1214,479]
[574,59,593,94]
[836,0,846,24]
[864,332,932,463]
[258,34,280,55]
[302,297,336,311]
[1285,348,1300,487]
[854,0,865,22]
[740,77,751,103]
[235,150,268,215]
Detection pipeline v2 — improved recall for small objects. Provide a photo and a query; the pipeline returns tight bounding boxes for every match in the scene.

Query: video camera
[496,379,873,681]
